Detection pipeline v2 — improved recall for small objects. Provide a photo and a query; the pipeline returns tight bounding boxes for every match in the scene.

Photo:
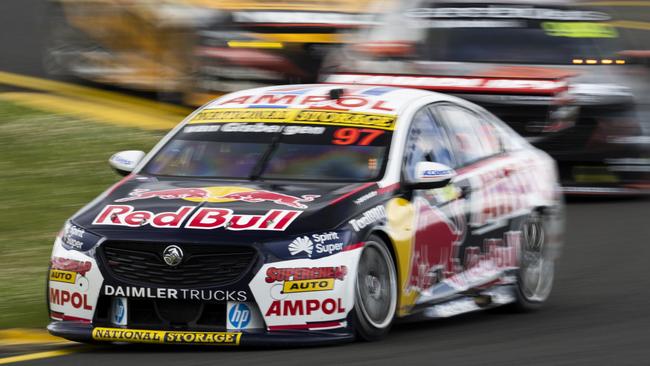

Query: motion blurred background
[0,0,649,364]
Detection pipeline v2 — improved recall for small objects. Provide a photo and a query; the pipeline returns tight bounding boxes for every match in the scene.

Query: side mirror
[406,162,456,190]
[109,150,145,176]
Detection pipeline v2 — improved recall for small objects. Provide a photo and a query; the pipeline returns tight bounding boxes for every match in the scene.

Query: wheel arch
[366,228,405,316]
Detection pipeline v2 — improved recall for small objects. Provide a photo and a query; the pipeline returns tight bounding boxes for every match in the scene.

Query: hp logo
[228,303,251,329]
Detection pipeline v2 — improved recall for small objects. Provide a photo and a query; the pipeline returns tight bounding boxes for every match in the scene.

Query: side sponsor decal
[91,328,241,345]
[348,205,386,232]
[189,108,397,131]
[49,270,77,284]
[49,288,92,310]
[265,266,347,294]
[354,190,378,205]
[111,297,127,326]
[116,186,320,209]
[48,250,102,322]
[103,285,248,302]
[265,298,346,316]
[287,232,344,258]
[228,303,251,329]
[93,205,301,231]
[282,279,334,293]
[249,250,362,329]
[226,302,264,330]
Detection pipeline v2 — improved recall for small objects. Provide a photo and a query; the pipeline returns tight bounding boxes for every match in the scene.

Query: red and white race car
[48,84,564,346]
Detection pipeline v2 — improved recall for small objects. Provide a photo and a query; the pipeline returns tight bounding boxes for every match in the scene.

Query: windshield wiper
[248,132,282,180]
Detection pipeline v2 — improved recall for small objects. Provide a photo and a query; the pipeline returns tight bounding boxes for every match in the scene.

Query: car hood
[72,175,376,243]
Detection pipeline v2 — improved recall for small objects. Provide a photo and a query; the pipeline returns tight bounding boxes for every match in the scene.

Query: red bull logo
[115,187,320,209]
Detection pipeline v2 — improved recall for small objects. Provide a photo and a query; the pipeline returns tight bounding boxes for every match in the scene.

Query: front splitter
[47,321,355,347]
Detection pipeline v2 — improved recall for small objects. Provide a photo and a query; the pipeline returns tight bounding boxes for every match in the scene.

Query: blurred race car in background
[44,0,384,105]
[47,84,564,345]
[322,0,650,195]
[190,0,385,105]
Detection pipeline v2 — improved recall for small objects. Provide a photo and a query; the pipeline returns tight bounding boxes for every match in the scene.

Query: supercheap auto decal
[249,249,362,330]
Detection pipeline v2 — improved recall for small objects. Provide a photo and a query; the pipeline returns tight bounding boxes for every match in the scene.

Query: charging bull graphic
[116,187,320,209]
[217,191,320,209]
[115,188,209,202]
[408,198,465,291]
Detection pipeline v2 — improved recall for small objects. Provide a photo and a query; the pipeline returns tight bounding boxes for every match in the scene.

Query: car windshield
[404,5,621,64]
[144,111,393,182]
[420,26,621,64]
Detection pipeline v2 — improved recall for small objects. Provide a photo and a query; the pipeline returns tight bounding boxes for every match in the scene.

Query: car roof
[200,84,446,117]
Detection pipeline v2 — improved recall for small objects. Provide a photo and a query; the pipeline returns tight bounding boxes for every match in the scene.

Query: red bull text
[93,205,301,231]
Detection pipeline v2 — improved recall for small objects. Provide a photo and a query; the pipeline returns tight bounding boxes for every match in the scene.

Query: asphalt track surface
[9,198,650,366]
[1,1,650,365]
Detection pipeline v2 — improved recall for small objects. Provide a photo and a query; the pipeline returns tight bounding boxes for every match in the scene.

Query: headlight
[58,221,103,252]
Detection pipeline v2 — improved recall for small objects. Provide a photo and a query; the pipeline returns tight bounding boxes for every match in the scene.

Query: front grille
[98,241,258,288]
[93,296,227,330]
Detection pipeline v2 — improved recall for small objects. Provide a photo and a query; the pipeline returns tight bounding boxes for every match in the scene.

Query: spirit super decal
[93,205,301,231]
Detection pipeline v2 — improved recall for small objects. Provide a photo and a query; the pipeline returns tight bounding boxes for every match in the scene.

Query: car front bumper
[47,321,355,346]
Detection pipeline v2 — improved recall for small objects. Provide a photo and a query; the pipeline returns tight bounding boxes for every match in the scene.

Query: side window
[403,107,455,181]
[436,104,501,166]
[481,111,529,152]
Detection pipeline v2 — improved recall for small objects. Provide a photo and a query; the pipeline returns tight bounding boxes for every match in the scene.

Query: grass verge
[0,101,163,328]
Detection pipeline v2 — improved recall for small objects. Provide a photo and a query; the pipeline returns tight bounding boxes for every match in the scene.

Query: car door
[400,104,469,303]
[428,102,523,288]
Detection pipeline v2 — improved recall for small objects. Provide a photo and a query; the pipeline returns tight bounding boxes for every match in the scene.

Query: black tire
[511,211,555,311]
[352,235,398,341]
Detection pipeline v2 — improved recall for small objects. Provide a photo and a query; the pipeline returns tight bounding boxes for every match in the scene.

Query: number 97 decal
[332,128,384,146]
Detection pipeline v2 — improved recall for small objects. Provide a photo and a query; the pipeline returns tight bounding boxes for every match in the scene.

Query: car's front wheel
[352,235,397,341]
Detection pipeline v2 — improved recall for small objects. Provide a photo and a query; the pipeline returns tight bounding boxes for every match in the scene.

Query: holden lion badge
[162,245,183,267]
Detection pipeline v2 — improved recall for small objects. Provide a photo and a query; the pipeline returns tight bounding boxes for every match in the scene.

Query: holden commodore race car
[322,0,650,195]
[48,84,564,346]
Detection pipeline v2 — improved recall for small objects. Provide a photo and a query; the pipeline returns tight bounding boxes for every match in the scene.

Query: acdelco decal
[93,205,301,231]
[265,298,346,316]
[92,328,241,345]
[49,269,77,284]
[189,108,396,131]
[49,289,92,310]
